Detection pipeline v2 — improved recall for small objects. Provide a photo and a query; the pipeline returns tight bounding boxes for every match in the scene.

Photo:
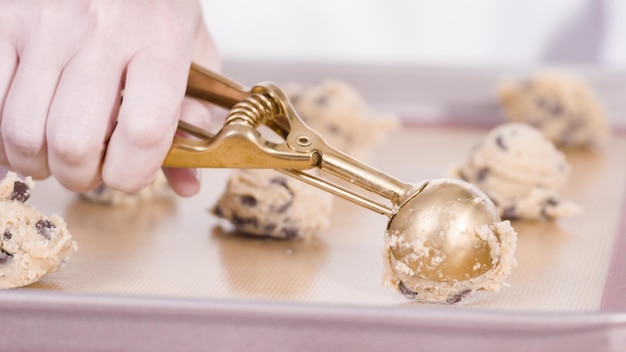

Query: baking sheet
[11,124,624,313]
[2,62,626,351]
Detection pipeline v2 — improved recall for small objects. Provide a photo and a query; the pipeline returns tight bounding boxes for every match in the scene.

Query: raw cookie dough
[0,172,77,289]
[285,79,399,159]
[452,123,580,221]
[498,71,609,148]
[383,179,517,304]
[213,169,333,240]
[215,80,398,239]
[80,171,170,205]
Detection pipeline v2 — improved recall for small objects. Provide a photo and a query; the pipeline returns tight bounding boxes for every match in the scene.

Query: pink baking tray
[1,61,625,351]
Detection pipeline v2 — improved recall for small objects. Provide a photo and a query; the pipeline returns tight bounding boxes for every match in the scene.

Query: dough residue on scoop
[383,220,517,304]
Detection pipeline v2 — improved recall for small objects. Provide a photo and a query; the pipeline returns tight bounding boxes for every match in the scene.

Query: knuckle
[2,124,44,157]
[118,115,176,150]
[56,172,100,193]
[47,125,101,166]
[102,168,152,193]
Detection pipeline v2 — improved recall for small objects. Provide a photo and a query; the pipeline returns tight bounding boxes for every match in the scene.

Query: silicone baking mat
[11,124,624,312]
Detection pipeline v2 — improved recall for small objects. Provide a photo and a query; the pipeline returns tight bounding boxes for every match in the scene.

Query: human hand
[0,0,220,197]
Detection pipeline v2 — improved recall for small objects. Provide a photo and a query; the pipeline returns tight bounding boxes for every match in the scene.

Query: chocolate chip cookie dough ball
[498,71,609,148]
[285,79,398,159]
[452,123,580,221]
[79,170,170,205]
[385,216,517,304]
[0,172,77,289]
[213,169,333,240]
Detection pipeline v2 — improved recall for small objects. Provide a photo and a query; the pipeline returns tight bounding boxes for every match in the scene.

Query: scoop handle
[186,63,251,108]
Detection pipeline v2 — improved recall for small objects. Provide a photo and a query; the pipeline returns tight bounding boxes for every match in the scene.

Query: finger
[1,45,62,179]
[0,41,18,167]
[164,22,221,197]
[179,97,213,129]
[161,97,211,197]
[102,49,190,192]
[162,167,202,197]
[46,47,123,192]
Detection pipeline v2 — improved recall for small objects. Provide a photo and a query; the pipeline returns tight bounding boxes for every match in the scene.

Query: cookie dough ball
[80,171,170,205]
[385,219,517,304]
[453,123,580,220]
[285,79,399,158]
[213,169,333,240]
[383,179,517,304]
[0,172,77,289]
[498,71,609,148]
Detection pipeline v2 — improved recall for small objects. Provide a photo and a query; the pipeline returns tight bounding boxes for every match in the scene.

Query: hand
[0,0,220,196]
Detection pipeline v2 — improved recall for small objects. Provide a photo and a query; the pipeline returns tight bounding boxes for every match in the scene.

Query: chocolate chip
[314,95,328,106]
[269,177,289,188]
[263,223,277,233]
[2,229,12,240]
[535,97,565,117]
[476,167,490,182]
[495,135,507,151]
[239,195,257,207]
[501,205,519,220]
[540,198,560,219]
[272,200,293,214]
[212,206,224,217]
[232,214,258,229]
[10,181,31,203]
[446,288,472,304]
[0,249,13,264]
[280,228,300,239]
[550,103,563,116]
[545,197,559,206]
[36,219,55,240]
[326,124,340,135]
[269,177,294,214]
[398,281,417,300]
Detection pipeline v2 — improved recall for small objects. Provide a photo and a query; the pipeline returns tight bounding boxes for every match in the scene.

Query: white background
[201,0,626,68]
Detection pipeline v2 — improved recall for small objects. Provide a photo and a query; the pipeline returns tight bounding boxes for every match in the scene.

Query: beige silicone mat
[23,125,626,313]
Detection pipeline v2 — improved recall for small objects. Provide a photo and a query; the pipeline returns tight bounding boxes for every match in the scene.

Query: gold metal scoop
[164,63,506,294]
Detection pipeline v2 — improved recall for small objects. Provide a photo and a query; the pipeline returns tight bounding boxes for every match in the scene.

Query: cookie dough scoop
[164,64,517,303]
